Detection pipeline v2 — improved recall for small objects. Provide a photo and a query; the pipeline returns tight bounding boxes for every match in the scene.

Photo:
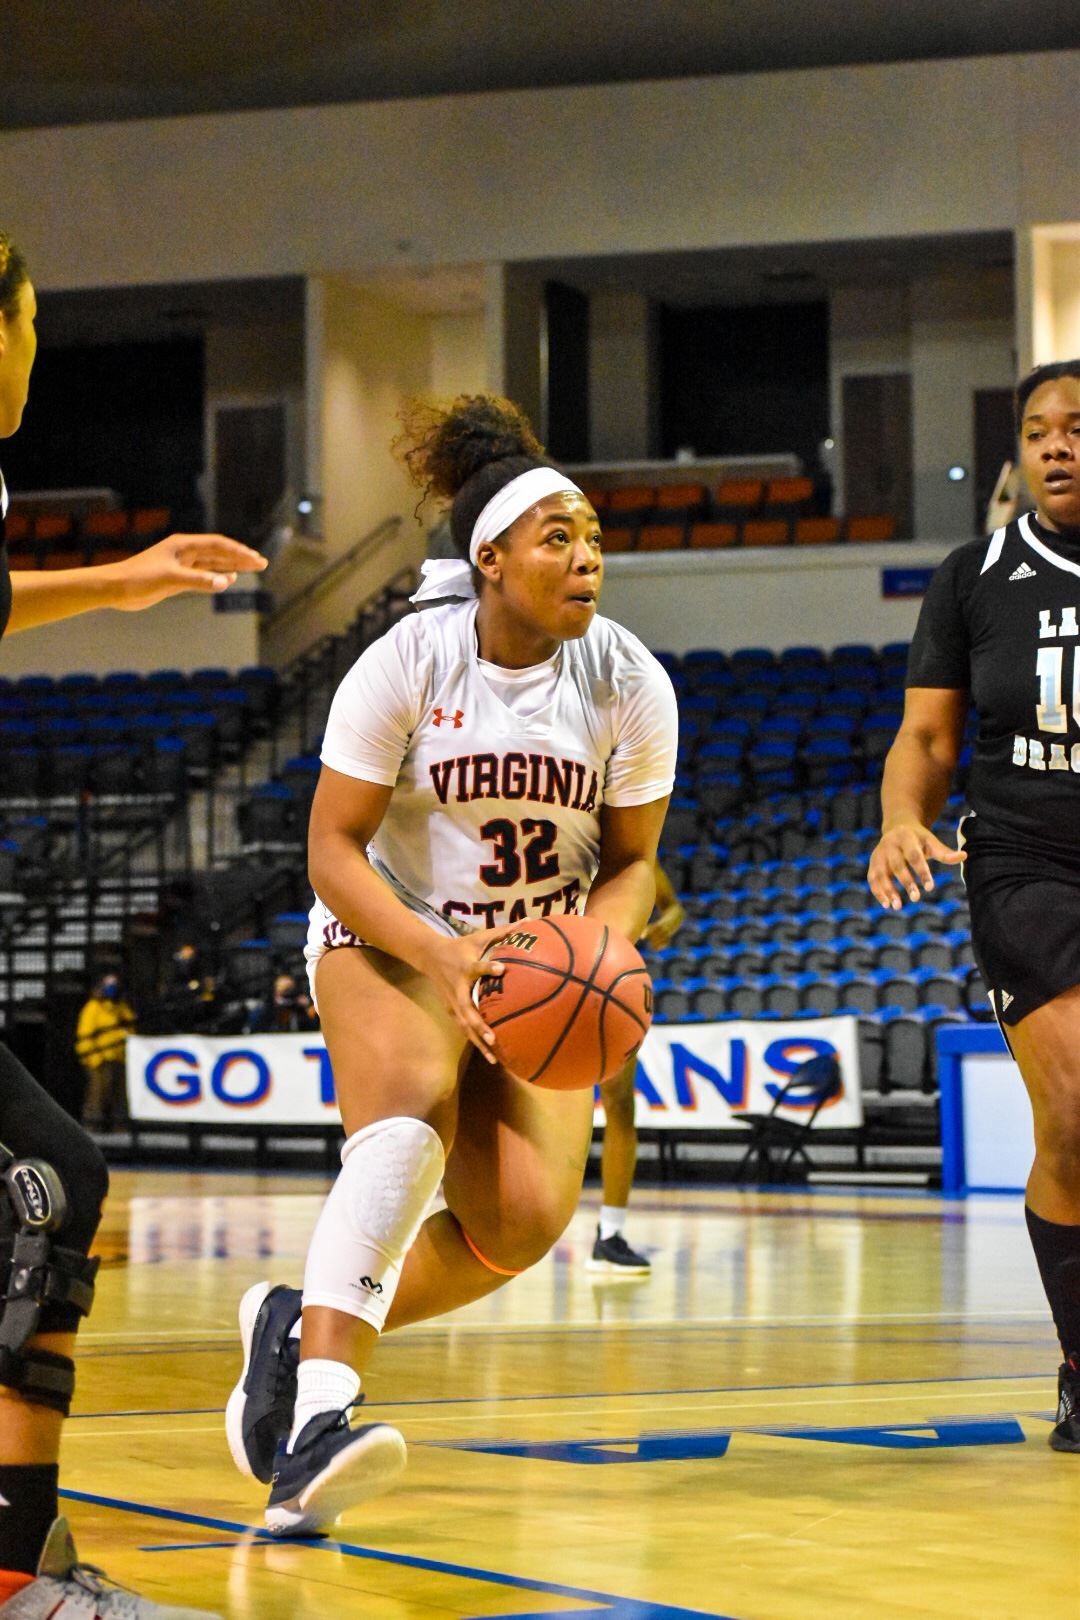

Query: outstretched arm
[867,686,968,909]
[6,532,267,632]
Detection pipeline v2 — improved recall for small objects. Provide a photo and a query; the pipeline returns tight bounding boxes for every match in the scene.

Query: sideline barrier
[126,1017,862,1131]
[937,1024,1033,1195]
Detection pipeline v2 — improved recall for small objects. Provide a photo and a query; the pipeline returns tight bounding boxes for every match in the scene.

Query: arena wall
[599,542,951,656]
[3,54,1077,291]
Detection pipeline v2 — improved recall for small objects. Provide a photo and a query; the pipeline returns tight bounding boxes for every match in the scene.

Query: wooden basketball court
[65,1173,1075,1618]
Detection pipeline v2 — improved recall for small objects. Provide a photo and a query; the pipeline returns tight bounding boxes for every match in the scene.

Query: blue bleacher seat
[147,737,187,794]
[0,749,42,796]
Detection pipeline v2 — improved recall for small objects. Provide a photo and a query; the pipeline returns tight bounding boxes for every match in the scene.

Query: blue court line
[362,1370,1055,1411]
[58,1488,734,1619]
[77,1346,234,1361]
[66,1369,1056,1426]
[69,1406,225,1420]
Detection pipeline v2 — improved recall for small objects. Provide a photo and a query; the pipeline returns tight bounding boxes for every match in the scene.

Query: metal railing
[266,515,403,629]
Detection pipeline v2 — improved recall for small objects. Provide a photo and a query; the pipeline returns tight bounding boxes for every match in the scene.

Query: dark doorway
[544,282,590,463]
[213,403,287,543]
[842,373,913,538]
[2,337,204,519]
[659,302,829,473]
[974,387,1017,536]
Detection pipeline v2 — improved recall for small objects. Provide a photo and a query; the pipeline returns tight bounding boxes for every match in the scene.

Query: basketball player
[0,230,264,1615]
[226,393,678,1536]
[588,860,683,1275]
[867,359,1080,1455]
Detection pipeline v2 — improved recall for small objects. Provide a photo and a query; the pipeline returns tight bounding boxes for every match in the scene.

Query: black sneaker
[585,1225,651,1275]
[225,1280,302,1484]
[1050,1359,1080,1452]
[265,1405,407,1538]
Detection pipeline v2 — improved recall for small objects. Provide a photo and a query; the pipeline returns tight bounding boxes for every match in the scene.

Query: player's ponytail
[397,394,553,562]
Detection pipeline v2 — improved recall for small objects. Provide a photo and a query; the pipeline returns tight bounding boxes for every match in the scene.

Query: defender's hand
[867,821,964,909]
[109,533,267,611]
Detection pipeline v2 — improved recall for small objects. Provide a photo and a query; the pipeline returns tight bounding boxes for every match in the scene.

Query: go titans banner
[126,1017,861,1130]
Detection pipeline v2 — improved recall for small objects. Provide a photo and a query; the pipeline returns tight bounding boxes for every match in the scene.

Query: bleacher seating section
[583,479,897,550]
[0,664,279,800]
[4,505,173,569]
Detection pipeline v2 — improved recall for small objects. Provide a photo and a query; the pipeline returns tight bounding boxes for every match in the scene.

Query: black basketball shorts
[961,813,1080,1027]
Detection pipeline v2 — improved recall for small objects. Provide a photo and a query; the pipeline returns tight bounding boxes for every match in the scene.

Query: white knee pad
[301,1116,445,1333]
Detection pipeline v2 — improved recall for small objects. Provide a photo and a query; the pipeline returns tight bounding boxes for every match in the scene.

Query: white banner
[127,1017,861,1130]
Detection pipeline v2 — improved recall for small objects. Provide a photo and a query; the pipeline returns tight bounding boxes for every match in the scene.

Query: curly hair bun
[398,394,546,502]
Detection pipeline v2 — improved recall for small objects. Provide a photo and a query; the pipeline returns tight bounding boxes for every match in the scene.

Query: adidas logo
[1000,990,1013,1011]
[1009,561,1036,580]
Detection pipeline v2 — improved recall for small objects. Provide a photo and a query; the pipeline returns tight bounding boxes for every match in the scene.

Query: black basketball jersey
[907,512,1080,856]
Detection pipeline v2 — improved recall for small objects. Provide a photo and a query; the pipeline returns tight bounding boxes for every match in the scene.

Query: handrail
[267,514,403,627]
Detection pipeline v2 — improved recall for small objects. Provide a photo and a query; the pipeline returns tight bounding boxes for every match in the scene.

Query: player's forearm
[880,730,957,833]
[6,564,131,631]
[585,857,656,943]
[309,834,447,975]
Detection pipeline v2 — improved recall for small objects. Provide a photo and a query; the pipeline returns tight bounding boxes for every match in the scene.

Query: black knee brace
[0,1148,99,1415]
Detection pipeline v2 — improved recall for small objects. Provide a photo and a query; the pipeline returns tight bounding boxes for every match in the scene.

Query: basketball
[474,915,653,1090]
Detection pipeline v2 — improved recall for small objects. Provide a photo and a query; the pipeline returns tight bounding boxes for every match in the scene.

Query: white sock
[600,1205,627,1241]
[288,1358,360,1451]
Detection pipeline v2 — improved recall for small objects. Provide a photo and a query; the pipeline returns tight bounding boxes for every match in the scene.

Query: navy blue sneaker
[586,1225,651,1275]
[265,1405,407,1537]
[1050,1359,1080,1452]
[225,1280,302,1484]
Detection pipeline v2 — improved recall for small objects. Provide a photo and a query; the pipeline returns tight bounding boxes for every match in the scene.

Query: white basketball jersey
[314,599,678,936]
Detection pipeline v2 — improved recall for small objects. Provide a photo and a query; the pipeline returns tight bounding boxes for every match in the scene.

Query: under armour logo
[432,707,464,728]
[358,1275,384,1295]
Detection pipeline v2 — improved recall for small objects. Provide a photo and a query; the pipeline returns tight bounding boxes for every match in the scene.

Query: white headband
[410,466,585,606]
[469,466,584,563]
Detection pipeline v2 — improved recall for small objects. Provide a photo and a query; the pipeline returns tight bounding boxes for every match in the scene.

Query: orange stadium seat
[581,488,608,511]
[599,526,635,553]
[688,522,737,549]
[764,476,814,509]
[84,510,130,539]
[607,485,654,513]
[714,479,763,513]
[742,519,790,547]
[34,512,74,543]
[42,549,86,570]
[655,483,705,510]
[846,514,897,542]
[794,516,841,544]
[3,509,31,544]
[131,506,171,537]
[7,551,37,571]
[637,524,684,552]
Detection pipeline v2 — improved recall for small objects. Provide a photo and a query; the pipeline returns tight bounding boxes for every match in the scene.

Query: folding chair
[732,1052,842,1182]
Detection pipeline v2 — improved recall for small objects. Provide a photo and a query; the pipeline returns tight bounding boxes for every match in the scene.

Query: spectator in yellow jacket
[75,974,136,1132]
